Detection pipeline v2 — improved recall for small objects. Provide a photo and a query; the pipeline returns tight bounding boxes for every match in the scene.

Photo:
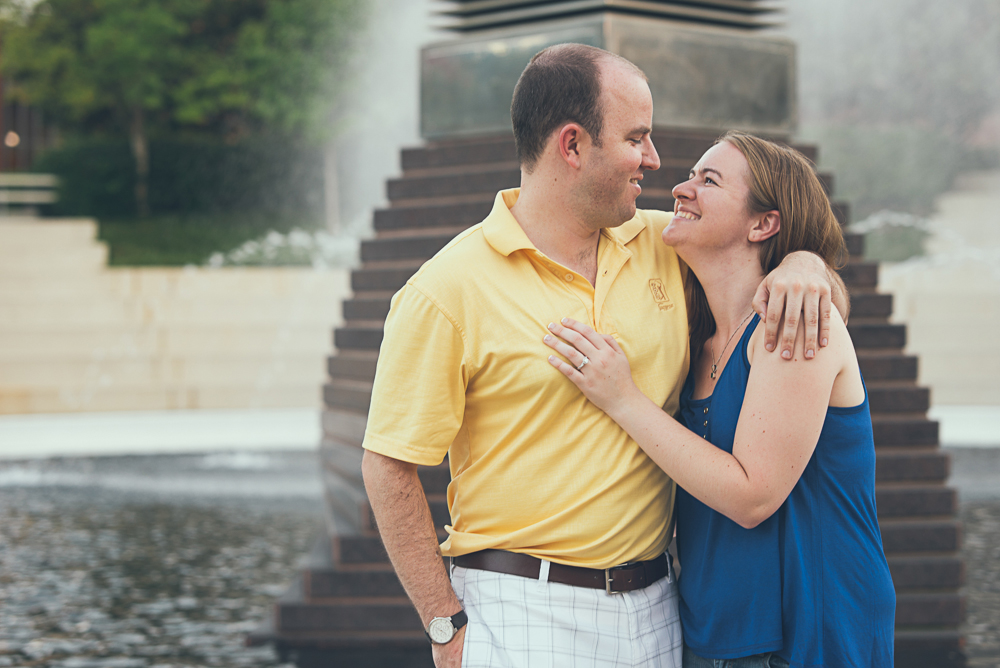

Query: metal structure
[438,0,780,32]
[422,0,795,140]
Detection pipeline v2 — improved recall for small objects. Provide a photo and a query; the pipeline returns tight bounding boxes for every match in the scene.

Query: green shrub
[34,135,325,218]
[97,210,325,266]
[34,139,137,218]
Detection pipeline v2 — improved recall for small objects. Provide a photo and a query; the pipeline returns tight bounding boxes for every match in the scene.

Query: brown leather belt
[452,549,670,595]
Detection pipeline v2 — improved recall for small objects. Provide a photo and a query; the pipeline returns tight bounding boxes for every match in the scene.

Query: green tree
[1,0,365,216]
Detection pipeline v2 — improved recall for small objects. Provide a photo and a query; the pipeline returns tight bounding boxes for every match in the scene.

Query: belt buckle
[605,566,625,595]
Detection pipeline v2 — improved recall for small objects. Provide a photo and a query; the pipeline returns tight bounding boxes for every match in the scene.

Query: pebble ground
[964,501,1000,667]
[0,452,997,667]
[0,452,323,668]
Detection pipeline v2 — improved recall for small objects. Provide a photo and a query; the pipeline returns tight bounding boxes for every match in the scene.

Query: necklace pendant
[710,364,717,380]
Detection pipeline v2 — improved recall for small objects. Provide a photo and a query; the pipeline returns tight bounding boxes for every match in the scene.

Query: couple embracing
[361,43,895,668]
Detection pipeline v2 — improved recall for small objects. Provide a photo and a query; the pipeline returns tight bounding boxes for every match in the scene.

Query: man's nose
[643,137,661,171]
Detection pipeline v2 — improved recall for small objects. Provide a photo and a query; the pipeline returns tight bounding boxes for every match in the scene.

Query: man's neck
[509,179,603,285]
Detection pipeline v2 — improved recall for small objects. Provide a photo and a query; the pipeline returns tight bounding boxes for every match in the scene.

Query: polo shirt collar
[483,188,648,256]
[607,216,646,246]
[482,189,534,257]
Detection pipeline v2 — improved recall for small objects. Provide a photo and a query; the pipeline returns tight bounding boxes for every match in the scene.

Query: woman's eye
[705,176,716,185]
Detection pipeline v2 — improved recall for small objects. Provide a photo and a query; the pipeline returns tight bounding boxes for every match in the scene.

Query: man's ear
[749,211,780,243]
[556,123,585,169]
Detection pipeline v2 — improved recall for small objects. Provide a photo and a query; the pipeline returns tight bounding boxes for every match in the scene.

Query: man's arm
[753,250,850,361]
[362,450,465,667]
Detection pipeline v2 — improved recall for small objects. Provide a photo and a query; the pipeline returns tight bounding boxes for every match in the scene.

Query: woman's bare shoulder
[747,306,854,371]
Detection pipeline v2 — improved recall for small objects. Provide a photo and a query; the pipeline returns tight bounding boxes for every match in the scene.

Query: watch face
[427,618,454,644]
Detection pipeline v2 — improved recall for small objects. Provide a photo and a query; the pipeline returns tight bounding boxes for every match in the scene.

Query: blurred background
[0,0,998,666]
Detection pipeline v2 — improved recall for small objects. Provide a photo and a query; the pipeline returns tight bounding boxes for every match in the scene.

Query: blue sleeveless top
[676,315,895,667]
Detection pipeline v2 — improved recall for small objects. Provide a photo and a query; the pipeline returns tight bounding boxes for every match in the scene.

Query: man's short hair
[510,43,646,172]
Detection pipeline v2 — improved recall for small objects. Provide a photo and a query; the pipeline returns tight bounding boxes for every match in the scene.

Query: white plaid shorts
[451,559,683,667]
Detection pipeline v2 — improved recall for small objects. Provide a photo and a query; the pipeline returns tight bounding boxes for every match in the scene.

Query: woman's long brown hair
[685,131,848,362]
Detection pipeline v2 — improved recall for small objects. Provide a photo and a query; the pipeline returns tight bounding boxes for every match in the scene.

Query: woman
[542,131,895,668]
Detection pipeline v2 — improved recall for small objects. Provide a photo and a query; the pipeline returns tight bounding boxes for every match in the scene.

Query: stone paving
[0,453,323,668]
[0,451,997,667]
[964,500,1000,667]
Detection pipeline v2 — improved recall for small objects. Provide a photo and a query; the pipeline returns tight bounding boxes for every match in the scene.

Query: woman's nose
[672,179,694,201]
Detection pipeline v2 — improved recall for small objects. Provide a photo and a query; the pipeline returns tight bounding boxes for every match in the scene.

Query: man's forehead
[598,58,648,89]
[597,60,654,127]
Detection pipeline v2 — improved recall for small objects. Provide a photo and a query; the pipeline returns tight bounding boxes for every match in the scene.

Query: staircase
[0,217,348,414]
[264,130,965,668]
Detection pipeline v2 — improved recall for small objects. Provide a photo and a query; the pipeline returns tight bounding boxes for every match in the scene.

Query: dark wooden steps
[375,200,493,231]
[858,351,918,380]
[360,232,464,262]
[894,630,966,668]
[868,384,930,413]
[880,518,962,552]
[888,555,965,589]
[850,322,907,349]
[263,128,966,667]
[398,129,818,172]
[872,416,940,447]
[332,286,885,348]
[876,484,957,518]
[321,383,939,426]
[875,449,950,482]
[347,258,881,297]
[327,352,378,382]
[388,166,520,200]
[266,540,436,666]
[895,593,966,626]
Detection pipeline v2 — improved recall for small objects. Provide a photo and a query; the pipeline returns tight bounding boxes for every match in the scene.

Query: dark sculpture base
[421,13,796,140]
[247,127,967,668]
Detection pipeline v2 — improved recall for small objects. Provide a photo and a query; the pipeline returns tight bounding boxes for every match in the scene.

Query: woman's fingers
[547,355,585,384]
[547,320,600,355]
[558,317,608,350]
[542,333,589,369]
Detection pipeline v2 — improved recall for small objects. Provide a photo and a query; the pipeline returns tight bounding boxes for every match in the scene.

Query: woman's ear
[748,210,780,243]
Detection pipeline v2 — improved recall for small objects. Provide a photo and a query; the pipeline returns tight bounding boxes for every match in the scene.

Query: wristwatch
[425,610,468,645]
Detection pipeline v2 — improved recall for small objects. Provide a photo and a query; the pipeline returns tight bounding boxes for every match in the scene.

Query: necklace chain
[710,308,755,380]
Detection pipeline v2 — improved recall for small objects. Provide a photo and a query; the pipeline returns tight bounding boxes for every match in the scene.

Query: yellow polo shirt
[363,189,689,568]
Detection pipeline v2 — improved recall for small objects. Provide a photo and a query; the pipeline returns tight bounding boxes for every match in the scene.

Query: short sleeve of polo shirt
[362,283,467,466]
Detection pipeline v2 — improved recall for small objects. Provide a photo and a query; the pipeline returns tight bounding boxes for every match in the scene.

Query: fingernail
[561,317,569,324]
[821,338,828,346]
[782,350,792,359]
[548,322,555,330]
[543,335,552,342]
[765,343,774,352]
[806,349,814,359]
[548,355,557,363]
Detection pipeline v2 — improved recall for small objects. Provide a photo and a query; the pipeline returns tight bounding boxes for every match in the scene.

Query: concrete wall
[0,217,349,414]
[879,171,1000,405]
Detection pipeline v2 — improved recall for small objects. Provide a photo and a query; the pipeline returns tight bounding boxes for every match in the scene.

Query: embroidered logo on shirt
[648,279,674,311]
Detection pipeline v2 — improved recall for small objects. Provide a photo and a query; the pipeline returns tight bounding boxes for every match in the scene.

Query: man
[362,44,847,668]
